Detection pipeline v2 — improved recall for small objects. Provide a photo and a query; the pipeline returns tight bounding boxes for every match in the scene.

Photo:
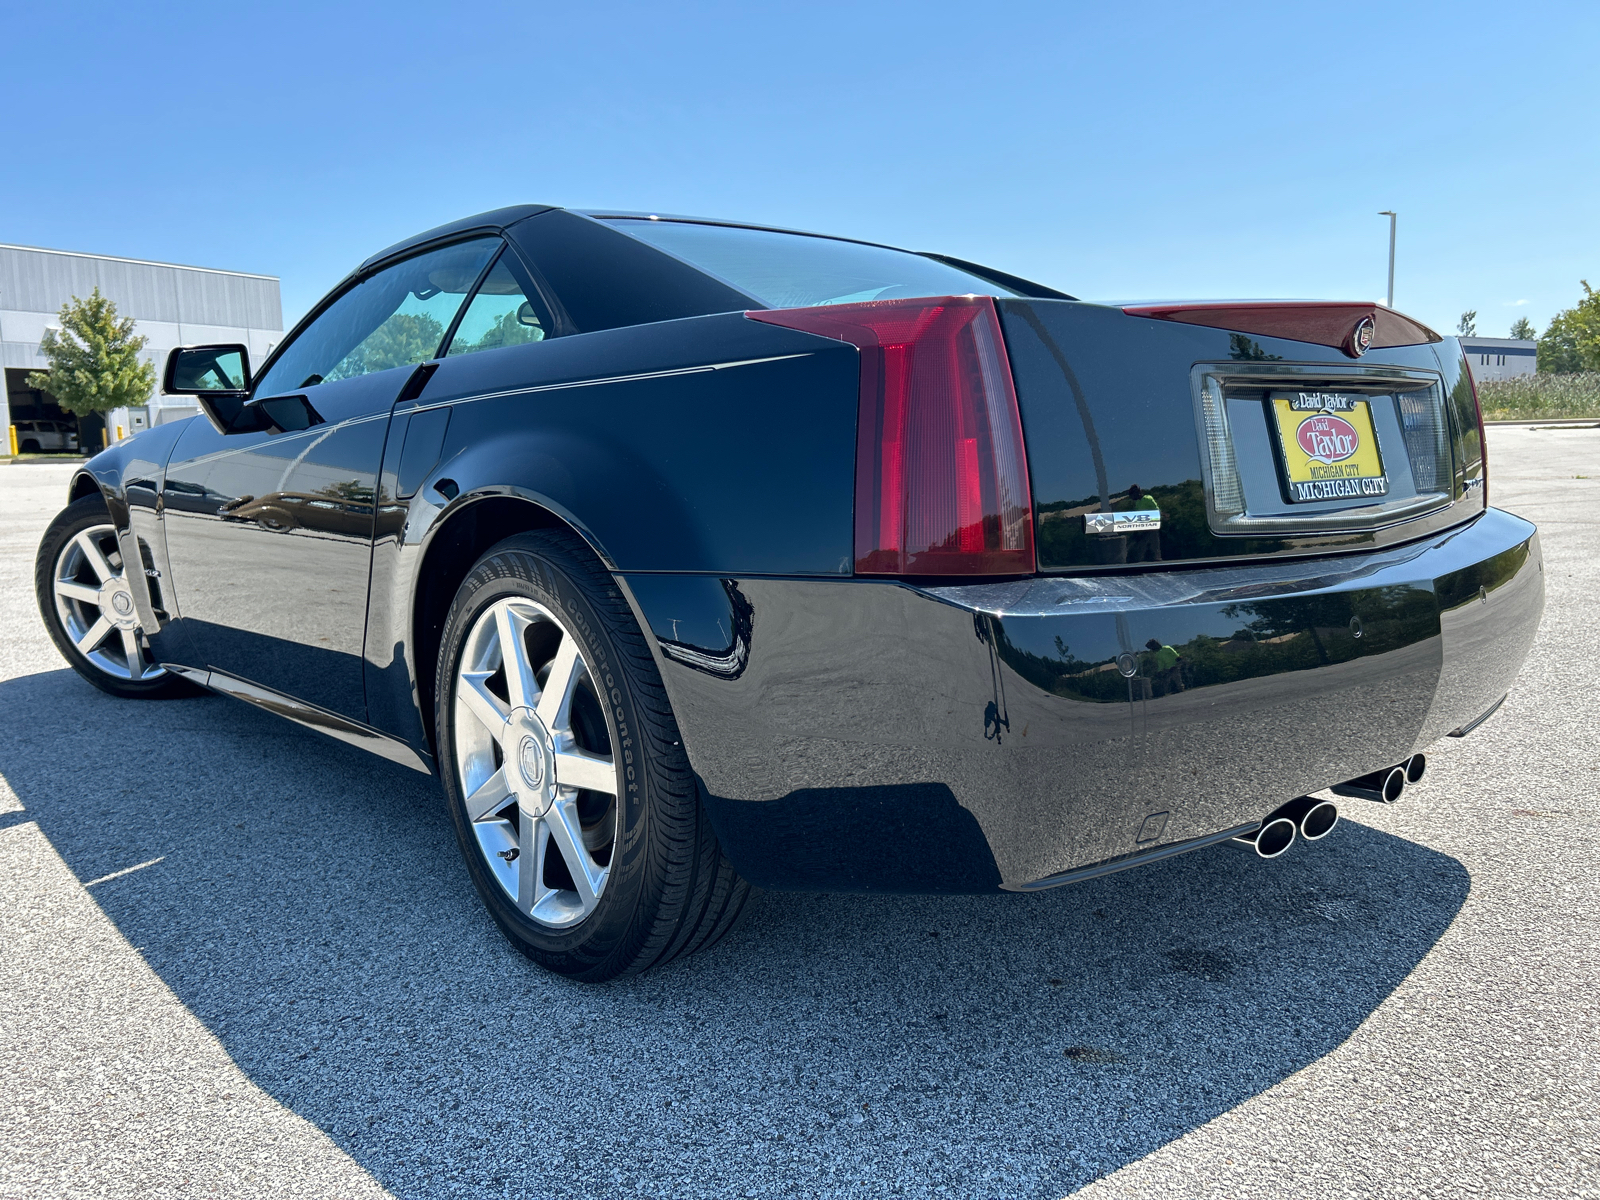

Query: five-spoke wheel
[51,522,163,682]
[436,531,751,981]
[36,495,191,698]
[453,596,619,929]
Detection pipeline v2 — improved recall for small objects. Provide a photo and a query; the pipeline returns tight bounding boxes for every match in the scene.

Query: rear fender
[367,426,705,755]
[423,426,710,570]
[365,312,861,750]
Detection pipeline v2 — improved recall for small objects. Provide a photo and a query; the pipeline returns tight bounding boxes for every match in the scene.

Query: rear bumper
[626,506,1543,893]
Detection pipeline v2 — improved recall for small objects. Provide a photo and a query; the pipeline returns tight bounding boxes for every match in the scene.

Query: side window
[254,238,499,396]
[445,255,545,357]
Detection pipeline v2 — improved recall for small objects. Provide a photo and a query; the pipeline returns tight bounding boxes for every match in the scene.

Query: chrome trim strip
[659,636,749,679]
[1190,361,1456,538]
[112,523,161,635]
[1214,492,1452,536]
[173,356,811,473]
[1012,822,1261,892]
[408,353,812,415]
[172,411,389,472]
[162,664,434,774]
[1448,692,1507,738]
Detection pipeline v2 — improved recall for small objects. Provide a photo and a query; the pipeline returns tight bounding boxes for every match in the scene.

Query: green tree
[1509,316,1536,340]
[1458,310,1477,337]
[26,288,156,426]
[1539,312,1582,373]
[1538,282,1600,374]
[457,308,544,355]
[326,312,444,381]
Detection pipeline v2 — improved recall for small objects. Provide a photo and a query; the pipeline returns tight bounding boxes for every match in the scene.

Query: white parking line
[83,856,165,887]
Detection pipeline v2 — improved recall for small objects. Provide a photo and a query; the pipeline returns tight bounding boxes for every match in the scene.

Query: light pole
[1378,211,1396,308]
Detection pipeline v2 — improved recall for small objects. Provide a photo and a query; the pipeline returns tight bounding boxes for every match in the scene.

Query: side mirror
[163,345,256,434]
[164,344,250,394]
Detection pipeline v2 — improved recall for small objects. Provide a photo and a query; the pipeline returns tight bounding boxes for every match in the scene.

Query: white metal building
[1,243,281,449]
[1460,336,1537,383]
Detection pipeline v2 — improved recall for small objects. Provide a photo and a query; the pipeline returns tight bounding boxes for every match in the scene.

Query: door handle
[396,361,440,406]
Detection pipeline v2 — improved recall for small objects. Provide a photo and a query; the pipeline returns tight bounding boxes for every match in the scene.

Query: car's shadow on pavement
[0,669,1469,1200]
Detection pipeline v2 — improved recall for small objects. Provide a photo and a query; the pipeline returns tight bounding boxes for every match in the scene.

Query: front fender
[69,422,191,635]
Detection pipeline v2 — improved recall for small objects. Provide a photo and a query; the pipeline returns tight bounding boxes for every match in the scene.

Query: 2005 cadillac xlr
[35,206,1543,980]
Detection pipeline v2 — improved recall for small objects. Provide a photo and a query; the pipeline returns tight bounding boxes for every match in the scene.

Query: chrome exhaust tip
[1301,799,1339,840]
[1231,815,1297,859]
[1283,796,1339,840]
[1332,765,1407,804]
[1404,753,1427,785]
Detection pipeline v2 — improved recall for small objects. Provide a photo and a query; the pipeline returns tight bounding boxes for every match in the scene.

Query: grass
[1478,372,1600,422]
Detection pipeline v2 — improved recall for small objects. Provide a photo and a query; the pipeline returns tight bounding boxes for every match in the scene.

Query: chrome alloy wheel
[52,524,163,681]
[453,597,620,929]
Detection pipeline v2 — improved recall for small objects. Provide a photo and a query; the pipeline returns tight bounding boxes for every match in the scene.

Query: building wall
[1459,337,1537,383]
[0,243,282,448]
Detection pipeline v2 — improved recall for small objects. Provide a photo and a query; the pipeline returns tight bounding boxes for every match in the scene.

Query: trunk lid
[997,299,1485,571]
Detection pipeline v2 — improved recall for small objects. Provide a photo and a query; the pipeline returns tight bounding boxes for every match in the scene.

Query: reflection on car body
[159,478,235,516]
[219,489,376,536]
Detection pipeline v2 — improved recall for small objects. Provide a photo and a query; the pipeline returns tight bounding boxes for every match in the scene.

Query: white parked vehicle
[12,420,80,453]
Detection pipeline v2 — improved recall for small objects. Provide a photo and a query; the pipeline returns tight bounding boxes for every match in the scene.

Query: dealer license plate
[1270,391,1389,503]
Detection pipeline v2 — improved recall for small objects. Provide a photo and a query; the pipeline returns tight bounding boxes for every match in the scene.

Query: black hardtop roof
[356,205,1074,301]
[358,205,555,272]
[359,205,872,272]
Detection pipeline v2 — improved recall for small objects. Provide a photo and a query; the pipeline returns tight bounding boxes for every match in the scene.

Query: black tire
[20,439,40,453]
[435,530,750,981]
[35,495,198,699]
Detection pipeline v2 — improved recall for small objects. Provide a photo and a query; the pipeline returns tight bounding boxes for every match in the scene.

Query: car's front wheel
[35,495,195,699]
[436,530,749,981]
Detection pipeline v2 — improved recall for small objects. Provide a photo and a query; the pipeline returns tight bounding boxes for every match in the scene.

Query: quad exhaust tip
[1234,752,1422,860]
[1232,815,1297,859]
[1332,765,1407,805]
[1293,797,1339,841]
[1405,753,1427,785]
[1232,797,1340,859]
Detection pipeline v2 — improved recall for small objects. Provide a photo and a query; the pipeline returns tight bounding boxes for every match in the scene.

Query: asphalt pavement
[2,427,1596,1200]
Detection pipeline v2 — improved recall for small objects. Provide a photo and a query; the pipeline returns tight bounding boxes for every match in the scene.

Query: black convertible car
[36,206,1543,980]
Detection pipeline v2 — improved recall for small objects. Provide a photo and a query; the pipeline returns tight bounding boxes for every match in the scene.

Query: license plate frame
[1269,391,1389,503]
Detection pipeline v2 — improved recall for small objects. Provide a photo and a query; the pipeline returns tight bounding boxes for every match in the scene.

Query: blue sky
[4,1,1596,335]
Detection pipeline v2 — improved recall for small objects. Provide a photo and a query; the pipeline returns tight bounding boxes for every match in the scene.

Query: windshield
[603,219,1017,309]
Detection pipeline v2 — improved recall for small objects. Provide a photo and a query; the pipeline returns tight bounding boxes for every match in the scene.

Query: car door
[361,244,563,742]
[161,237,501,720]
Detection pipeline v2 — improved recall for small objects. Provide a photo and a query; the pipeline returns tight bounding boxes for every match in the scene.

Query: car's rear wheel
[436,530,750,981]
[35,495,195,698]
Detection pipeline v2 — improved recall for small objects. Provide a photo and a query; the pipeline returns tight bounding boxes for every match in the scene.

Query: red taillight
[748,296,1033,576]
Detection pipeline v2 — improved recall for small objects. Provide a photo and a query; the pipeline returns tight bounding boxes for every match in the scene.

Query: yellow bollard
[7,425,17,456]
